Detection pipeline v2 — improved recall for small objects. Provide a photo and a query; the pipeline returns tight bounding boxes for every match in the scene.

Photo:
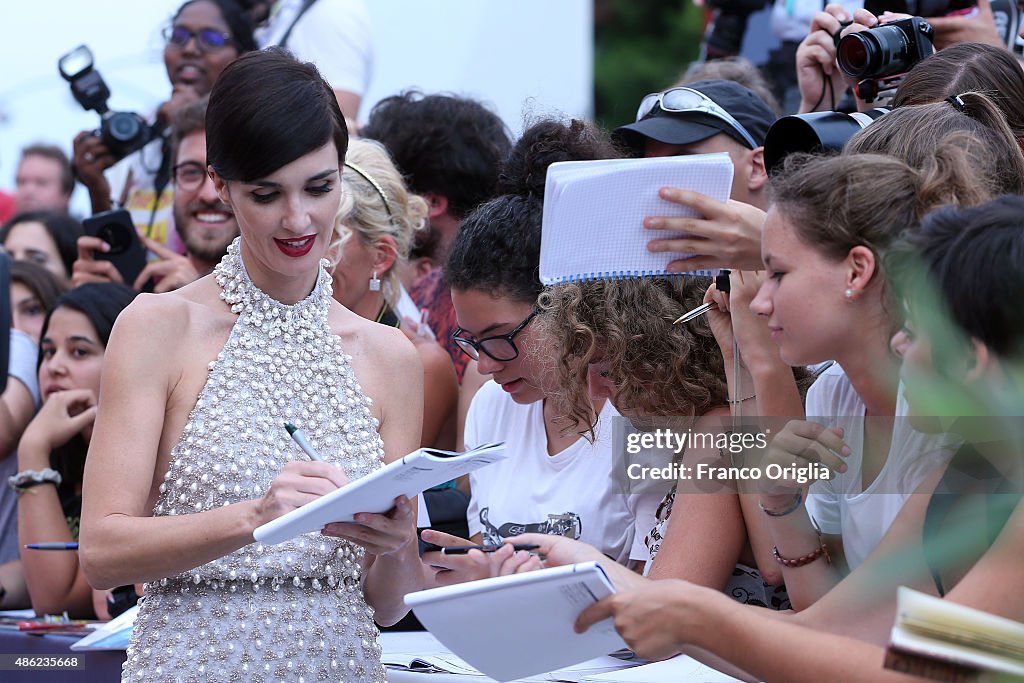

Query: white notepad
[888,586,1024,678]
[70,604,139,651]
[540,153,733,285]
[253,442,507,545]
[405,562,627,682]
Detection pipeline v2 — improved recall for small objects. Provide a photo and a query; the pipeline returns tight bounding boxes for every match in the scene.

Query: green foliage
[594,0,706,131]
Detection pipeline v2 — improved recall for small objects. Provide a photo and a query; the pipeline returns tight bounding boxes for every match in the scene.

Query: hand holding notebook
[254,442,506,545]
[404,561,627,682]
[540,153,734,284]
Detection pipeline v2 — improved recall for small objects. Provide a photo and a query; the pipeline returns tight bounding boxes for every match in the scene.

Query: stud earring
[844,288,856,300]
[369,272,381,292]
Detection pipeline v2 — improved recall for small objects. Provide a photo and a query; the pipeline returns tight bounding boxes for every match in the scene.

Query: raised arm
[646,410,748,592]
[16,388,101,617]
[79,295,347,589]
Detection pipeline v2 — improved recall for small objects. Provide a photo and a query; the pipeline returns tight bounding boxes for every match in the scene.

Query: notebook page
[540,154,733,285]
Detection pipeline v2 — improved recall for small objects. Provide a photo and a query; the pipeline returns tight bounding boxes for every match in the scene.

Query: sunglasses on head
[635,87,758,149]
[164,25,233,50]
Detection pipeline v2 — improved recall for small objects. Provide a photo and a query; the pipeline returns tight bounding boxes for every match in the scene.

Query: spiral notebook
[405,562,626,682]
[540,153,734,285]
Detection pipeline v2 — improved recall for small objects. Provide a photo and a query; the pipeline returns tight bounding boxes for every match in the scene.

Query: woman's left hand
[321,496,417,556]
[19,389,98,464]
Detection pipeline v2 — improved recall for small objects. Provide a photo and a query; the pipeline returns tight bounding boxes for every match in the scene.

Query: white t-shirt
[105,134,183,254]
[464,380,654,564]
[805,363,958,569]
[257,0,374,97]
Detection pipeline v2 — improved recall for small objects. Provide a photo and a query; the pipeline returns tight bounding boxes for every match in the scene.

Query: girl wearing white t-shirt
[420,121,655,583]
[745,149,983,609]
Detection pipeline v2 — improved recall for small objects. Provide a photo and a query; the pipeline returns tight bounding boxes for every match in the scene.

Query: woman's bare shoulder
[413,336,456,376]
[110,276,231,351]
[328,302,418,366]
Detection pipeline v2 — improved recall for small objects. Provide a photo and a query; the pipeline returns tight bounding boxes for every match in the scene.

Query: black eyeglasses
[172,161,208,191]
[164,25,233,50]
[452,310,538,362]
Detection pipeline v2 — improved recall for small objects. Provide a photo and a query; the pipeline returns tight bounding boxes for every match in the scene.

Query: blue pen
[26,542,79,550]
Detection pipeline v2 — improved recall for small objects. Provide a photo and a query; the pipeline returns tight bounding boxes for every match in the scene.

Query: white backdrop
[0,0,593,216]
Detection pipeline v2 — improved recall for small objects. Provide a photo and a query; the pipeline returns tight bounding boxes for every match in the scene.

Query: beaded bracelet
[758,491,803,517]
[8,468,62,494]
[772,542,831,568]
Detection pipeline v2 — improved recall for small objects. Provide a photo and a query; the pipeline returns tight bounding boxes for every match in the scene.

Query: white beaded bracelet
[8,468,62,493]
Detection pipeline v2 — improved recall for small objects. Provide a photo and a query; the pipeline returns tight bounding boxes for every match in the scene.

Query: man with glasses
[72,98,238,292]
[614,79,778,272]
[71,0,254,254]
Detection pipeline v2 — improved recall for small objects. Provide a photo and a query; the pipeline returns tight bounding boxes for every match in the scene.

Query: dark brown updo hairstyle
[206,47,348,182]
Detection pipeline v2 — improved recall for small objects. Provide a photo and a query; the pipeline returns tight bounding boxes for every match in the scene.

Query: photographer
[71,0,254,250]
[72,97,239,293]
[796,1,1010,114]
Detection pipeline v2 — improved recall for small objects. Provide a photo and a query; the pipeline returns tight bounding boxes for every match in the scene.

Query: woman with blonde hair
[329,139,458,449]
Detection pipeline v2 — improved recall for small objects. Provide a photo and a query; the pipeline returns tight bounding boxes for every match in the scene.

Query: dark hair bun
[497,119,621,198]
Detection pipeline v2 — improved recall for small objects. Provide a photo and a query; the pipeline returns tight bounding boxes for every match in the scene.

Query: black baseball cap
[614,79,776,152]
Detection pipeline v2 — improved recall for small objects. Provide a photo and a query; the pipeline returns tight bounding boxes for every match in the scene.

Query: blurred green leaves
[594,0,706,131]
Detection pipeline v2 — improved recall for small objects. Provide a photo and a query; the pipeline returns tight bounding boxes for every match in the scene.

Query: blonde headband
[343,161,393,217]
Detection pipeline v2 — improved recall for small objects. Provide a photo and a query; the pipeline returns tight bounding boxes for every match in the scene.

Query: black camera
[763,108,890,175]
[58,45,164,164]
[837,17,934,82]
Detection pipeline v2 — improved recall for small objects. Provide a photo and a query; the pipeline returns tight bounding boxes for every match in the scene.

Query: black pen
[439,544,541,555]
[284,422,325,462]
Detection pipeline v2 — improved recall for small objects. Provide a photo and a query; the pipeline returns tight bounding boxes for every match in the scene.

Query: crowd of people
[2,1,1023,681]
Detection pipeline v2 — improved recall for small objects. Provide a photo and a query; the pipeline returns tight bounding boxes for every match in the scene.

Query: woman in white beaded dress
[78,49,425,682]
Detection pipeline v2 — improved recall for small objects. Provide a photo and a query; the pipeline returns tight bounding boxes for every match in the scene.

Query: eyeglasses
[451,310,538,362]
[172,161,209,191]
[635,87,758,149]
[164,25,233,50]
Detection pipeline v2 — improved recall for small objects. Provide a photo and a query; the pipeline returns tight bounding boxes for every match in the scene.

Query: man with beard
[72,98,239,292]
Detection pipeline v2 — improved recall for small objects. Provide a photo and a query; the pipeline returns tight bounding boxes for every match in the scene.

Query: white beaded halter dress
[122,239,387,683]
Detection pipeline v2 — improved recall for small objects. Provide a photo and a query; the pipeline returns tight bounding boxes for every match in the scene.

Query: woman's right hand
[758,420,850,507]
[19,389,98,464]
[253,461,349,528]
[419,529,539,586]
[797,6,852,112]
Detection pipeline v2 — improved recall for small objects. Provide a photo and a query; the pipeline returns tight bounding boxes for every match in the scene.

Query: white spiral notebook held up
[539,153,734,285]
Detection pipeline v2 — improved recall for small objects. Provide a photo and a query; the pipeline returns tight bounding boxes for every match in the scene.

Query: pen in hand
[284,422,325,462]
[439,544,541,555]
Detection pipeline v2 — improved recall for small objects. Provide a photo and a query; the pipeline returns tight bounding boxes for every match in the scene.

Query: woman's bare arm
[80,295,346,589]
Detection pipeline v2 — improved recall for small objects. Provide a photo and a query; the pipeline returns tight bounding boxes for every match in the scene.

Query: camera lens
[97,223,131,254]
[837,35,872,76]
[837,26,910,79]
[107,113,142,143]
